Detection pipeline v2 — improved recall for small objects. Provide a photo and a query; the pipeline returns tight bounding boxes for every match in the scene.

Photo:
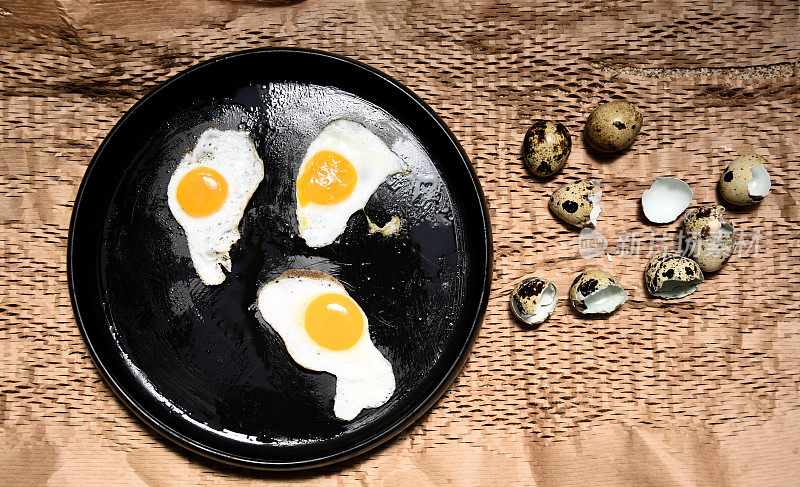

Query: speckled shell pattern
[511,277,550,317]
[683,205,735,273]
[568,270,622,312]
[549,179,600,228]
[584,101,643,153]
[522,120,572,178]
[719,154,768,206]
[644,252,704,296]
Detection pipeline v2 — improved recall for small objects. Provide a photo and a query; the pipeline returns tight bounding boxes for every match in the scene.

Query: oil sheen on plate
[100,82,466,446]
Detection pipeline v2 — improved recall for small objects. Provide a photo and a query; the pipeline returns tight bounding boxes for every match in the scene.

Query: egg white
[256,270,395,421]
[296,119,407,248]
[167,128,264,285]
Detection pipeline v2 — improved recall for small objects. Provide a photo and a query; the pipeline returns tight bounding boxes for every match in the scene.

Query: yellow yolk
[176,167,228,217]
[297,151,357,207]
[304,293,364,350]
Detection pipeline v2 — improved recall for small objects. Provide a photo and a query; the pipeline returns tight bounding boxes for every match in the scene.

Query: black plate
[68,48,492,469]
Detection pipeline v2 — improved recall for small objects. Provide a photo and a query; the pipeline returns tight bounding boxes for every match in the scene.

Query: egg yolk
[176,167,228,217]
[297,151,357,206]
[304,293,364,350]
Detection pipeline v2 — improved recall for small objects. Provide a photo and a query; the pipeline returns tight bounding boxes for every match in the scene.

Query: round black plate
[68,48,492,469]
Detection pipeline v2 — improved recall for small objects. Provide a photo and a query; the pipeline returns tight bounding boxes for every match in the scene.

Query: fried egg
[256,270,395,420]
[295,119,407,248]
[167,128,264,285]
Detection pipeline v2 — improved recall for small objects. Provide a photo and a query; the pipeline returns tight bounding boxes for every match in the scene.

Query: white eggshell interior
[641,177,693,224]
[655,278,702,299]
[588,182,602,226]
[512,282,558,325]
[721,221,734,235]
[531,283,558,324]
[748,164,772,197]
[579,285,627,314]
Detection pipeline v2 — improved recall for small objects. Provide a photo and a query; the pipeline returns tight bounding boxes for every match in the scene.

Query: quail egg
[644,252,704,299]
[549,179,602,228]
[719,154,772,206]
[584,101,643,153]
[683,205,735,273]
[569,270,627,314]
[510,277,558,325]
[641,177,693,224]
[522,120,572,178]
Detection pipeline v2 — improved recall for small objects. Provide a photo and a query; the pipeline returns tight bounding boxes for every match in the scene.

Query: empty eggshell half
[641,177,693,224]
[511,277,558,325]
[644,252,704,299]
[569,270,627,314]
[719,154,772,206]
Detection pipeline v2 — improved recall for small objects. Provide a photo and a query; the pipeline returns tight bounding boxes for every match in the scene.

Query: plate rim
[67,47,493,470]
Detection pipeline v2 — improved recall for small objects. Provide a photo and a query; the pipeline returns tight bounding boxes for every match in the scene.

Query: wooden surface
[2,1,800,485]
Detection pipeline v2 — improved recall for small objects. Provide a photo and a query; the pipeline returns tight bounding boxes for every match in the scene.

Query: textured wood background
[1,0,799,485]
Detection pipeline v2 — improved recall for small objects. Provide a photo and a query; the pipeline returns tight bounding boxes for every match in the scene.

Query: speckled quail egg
[645,252,704,299]
[549,179,602,228]
[683,205,735,273]
[522,120,572,178]
[569,270,627,314]
[510,277,558,325]
[719,154,772,206]
[641,177,693,224]
[584,101,643,153]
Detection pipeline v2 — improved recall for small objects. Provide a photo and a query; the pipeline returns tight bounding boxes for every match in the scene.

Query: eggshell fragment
[549,179,602,228]
[569,270,627,315]
[719,154,771,206]
[644,252,704,299]
[511,277,558,325]
[683,205,735,273]
[641,177,693,224]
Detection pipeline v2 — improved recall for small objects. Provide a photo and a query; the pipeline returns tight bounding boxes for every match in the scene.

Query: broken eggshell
[683,204,735,273]
[511,277,558,325]
[644,252,704,299]
[568,270,627,315]
[719,154,772,206]
[641,177,693,224]
[549,179,602,228]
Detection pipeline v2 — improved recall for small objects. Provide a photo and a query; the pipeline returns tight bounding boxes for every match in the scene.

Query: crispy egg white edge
[167,128,264,285]
[256,273,396,421]
[295,119,408,248]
